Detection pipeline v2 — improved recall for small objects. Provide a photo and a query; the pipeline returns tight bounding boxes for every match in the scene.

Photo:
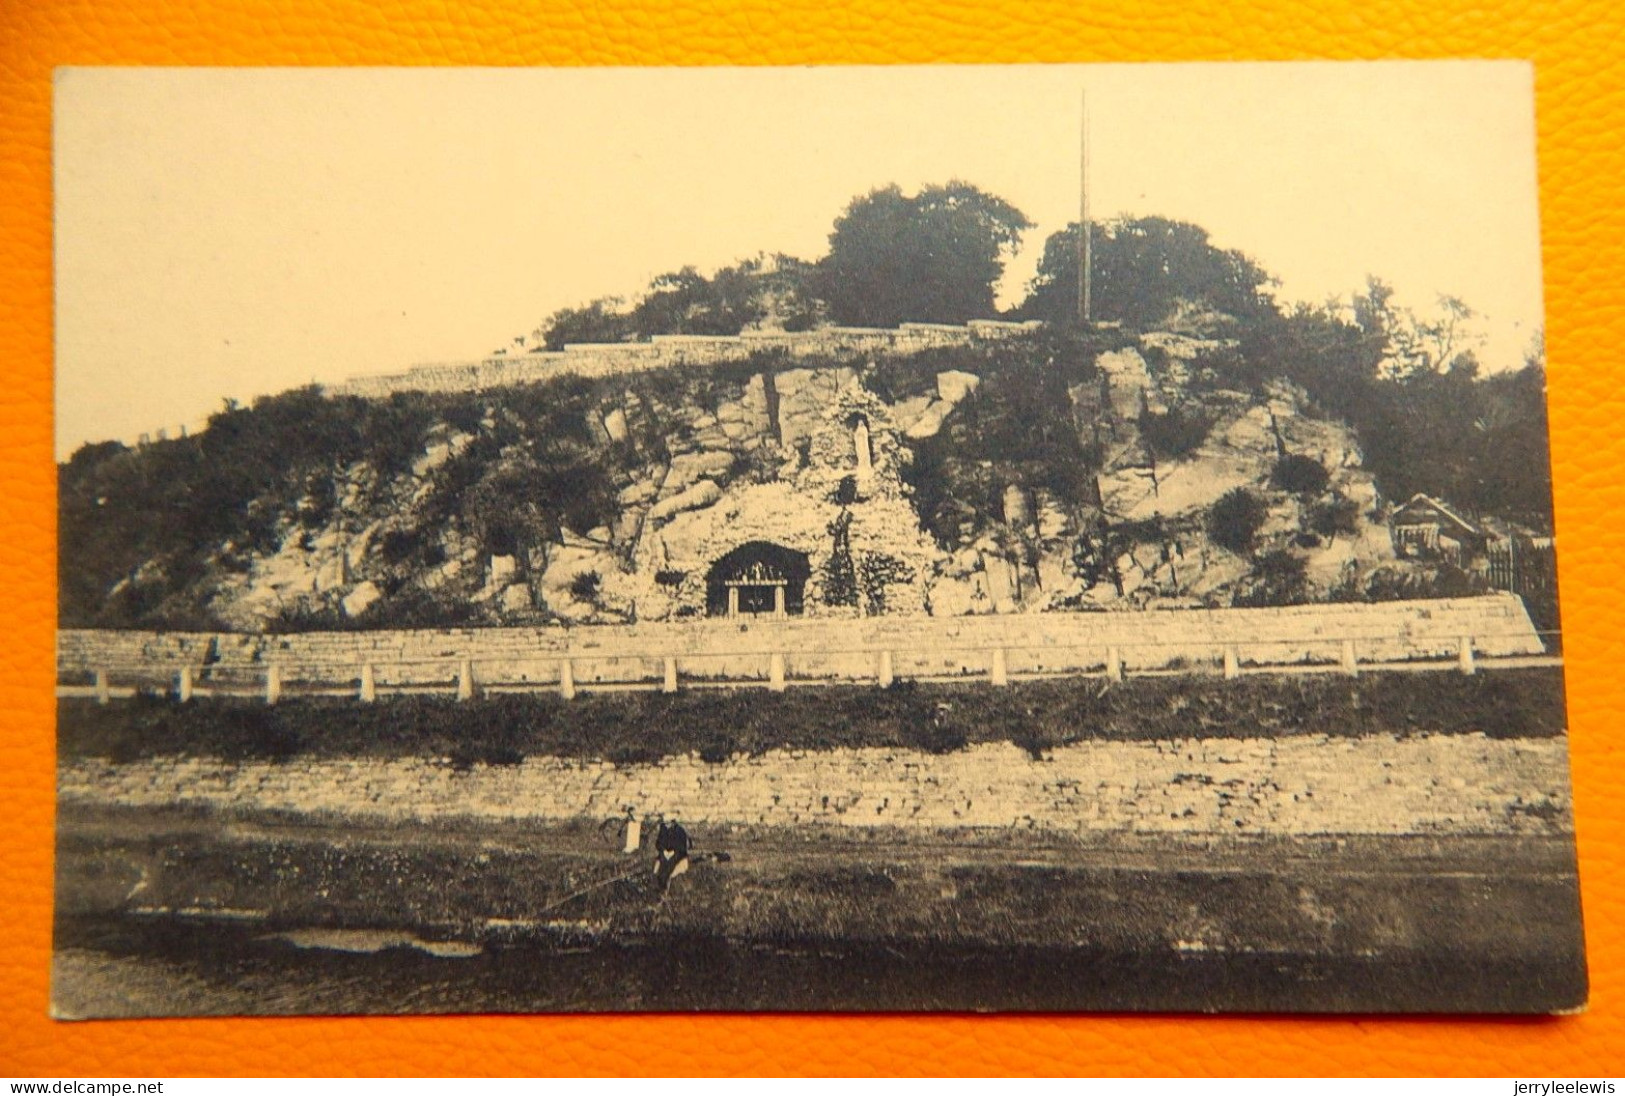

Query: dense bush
[1271,454,1331,495]
[1206,488,1268,554]
[1236,301,1553,528]
[1351,563,1490,603]
[1307,493,1361,541]
[536,297,635,350]
[822,511,858,608]
[1233,549,1309,607]
[857,552,915,615]
[817,182,1031,327]
[59,387,439,629]
[59,367,641,629]
[264,603,348,634]
[1139,406,1213,460]
[896,327,1127,549]
[534,255,822,351]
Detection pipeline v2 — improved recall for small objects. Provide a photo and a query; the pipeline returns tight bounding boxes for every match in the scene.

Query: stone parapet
[58,594,1545,691]
[330,320,1045,398]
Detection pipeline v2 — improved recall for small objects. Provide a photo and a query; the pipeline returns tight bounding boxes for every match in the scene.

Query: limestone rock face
[341,581,382,618]
[584,411,613,446]
[928,572,986,617]
[978,550,1021,613]
[890,395,934,432]
[497,583,532,615]
[540,546,608,592]
[1140,330,1236,363]
[740,373,774,436]
[422,558,463,591]
[647,479,723,523]
[535,541,633,623]
[1035,553,1083,606]
[663,452,734,493]
[775,366,857,448]
[1096,348,1154,419]
[936,370,981,403]
[345,522,379,571]
[412,442,454,479]
[1036,499,1071,541]
[904,401,951,439]
[410,430,472,478]
[630,377,947,620]
[619,478,657,507]
[168,325,1423,631]
[488,555,518,589]
[315,554,349,594]
[1069,370,1391,604]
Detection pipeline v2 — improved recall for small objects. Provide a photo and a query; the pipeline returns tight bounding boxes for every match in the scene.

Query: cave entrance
[706,541,810,619]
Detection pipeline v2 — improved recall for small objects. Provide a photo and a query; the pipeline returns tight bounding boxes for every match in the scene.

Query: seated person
[653,816,691,892]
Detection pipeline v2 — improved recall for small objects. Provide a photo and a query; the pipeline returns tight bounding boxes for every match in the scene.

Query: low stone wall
[58,732,1573,837]
[331,320,1043,398]
[58,594,1545,691]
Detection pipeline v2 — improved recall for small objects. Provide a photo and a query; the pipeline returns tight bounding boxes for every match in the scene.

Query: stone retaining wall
[58,595,1544,690]
[331,321,1043,398]
[58,732,1573,837]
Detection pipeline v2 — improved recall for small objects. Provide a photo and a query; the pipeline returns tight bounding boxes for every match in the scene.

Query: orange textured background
[3,0,1623,1077]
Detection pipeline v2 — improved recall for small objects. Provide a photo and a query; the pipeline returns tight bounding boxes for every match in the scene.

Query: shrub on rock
[1271,453,1331,495]
[1207,488,1268,554]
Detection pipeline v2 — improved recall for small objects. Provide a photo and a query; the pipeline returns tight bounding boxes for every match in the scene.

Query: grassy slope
[57,667,1569,766]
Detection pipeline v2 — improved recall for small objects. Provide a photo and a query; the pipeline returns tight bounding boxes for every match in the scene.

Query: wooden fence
[1487,540,1558,602]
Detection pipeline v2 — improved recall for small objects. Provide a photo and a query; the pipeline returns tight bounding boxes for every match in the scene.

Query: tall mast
[1079,88,1092,326]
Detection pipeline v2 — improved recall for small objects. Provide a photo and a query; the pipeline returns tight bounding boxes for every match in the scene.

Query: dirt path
[59,800,1579,876]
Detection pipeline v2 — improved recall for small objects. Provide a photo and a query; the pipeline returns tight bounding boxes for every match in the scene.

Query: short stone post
[1106,646,1123,682]
[359,663,377,703]
[990,647,1009,687]
[877,649,895,688]
[457,659,476,701]
[662,656,678,694]
[1341,639,1359,676]
[1222,646,1240,680]
[177,665,194,703]
[1458,636,1476,676]
[769,652,786,692]
[265,665,282,705]
[559,658,577,700]
[94,669,110,705]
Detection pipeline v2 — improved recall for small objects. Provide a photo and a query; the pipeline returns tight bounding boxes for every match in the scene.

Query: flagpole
[1079,88,1092,326]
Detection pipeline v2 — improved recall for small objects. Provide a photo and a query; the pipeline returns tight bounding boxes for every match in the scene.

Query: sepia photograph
[51,62,1584,1016]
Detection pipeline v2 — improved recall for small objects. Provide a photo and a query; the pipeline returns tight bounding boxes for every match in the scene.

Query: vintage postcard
[51,62,1584,1016]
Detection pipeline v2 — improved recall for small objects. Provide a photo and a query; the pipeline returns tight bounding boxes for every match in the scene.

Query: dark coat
[655,821,690,858]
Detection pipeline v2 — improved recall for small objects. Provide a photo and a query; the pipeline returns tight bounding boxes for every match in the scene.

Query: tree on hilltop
[532,254,820,351]
[1351,277,1483,382]
[535,297,636,351]
[816,181,1032,327]
[1020,216,1274,329]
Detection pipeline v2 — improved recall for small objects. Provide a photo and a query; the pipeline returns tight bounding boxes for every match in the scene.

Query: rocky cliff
[63,323,1446,633]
